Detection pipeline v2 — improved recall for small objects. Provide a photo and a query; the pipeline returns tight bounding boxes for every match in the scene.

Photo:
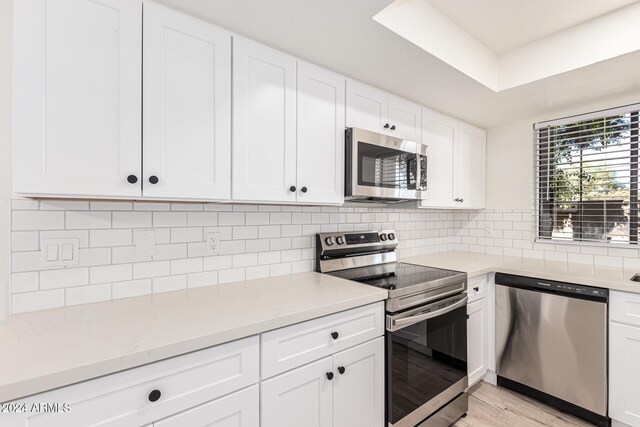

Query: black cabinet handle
[326,372,334,380]
[148,389,161,402]
[338,366,345,375]
[473,287,479,292]
[289,185,297,192]
[460,198,464,202]
[383,123,390,129]
[149,176,159,185]
[127,175,138,184]
[331,331,339,340]
[301,187,308,193]
[390,125,396,131]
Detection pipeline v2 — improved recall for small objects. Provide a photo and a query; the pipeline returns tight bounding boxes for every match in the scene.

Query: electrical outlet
[485,224,494,237]
[206,232,220,256]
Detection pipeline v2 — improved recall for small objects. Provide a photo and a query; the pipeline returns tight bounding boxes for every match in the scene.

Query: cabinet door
[467,298,488,386]
[420,113,456,208]
[333,338,384,427]
[143,2,231,200]
[261,357,333,427]
[232,37,297,202]
[297,61,345,204]
[346,80,389,134]
[388,95,422,142]
[456,128,486,209]
[154,385,259,427]
[610,322,640,426]
[13,0,142,198]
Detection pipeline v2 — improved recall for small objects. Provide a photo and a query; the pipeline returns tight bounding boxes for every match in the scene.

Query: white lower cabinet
[261,357,333,427]
[467,297,488,386]
[261,337,385,427]
[154,385,259,427]
[610,292,640,427]
[332,338,385,427]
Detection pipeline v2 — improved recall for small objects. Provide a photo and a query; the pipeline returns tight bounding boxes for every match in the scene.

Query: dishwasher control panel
[495,272,608,300]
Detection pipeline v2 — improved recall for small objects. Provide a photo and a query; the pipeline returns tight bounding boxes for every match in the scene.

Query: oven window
[358,141,417,190]
[387,305,467,425]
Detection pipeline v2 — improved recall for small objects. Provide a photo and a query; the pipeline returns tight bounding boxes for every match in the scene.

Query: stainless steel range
[316,230,469,427]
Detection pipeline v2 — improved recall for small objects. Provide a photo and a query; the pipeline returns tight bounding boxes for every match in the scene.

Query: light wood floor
[454,381,592,427]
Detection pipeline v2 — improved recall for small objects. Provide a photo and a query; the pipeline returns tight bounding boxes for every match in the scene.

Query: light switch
[61,244,74,261]
[134,230,156,257]
[41,238,79,267]
[46,244,59,261]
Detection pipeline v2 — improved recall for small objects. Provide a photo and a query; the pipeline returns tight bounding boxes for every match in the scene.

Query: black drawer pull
[326,372,334,380]
[338,366,346,375]
[331,331,339,340]
[148,389,161,402]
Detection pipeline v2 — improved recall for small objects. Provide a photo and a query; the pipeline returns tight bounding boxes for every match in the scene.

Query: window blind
[535,103,640,244]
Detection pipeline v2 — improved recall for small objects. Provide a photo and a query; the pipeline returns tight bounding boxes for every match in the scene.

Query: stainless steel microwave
[345,127,427,202]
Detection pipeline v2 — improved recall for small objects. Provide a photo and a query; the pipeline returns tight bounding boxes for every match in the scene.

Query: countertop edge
[1,291,387,403]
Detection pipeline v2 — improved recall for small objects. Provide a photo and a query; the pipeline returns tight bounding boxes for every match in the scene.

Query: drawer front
[611,290,640,327]
[154,385,259,427]
[467,275,486,303]
[261,302,384,379]
[6,336,259,427]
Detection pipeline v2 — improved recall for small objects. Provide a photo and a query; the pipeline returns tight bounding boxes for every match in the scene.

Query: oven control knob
[336,236,345,245]
[325,237,334,246]
[388,233,395,241]
[379,234,387,241]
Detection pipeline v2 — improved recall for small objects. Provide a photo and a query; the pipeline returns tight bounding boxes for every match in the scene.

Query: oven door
[386,294,468,427]
[345,128,424,200]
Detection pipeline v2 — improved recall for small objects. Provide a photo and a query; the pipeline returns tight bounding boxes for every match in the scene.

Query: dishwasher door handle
[388,296,467,331]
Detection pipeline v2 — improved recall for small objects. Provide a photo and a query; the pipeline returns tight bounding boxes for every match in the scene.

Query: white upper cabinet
[387,95,422,142]
[143,2,231,200]
[420,108,486,209]
[232,37,297,202]
[346,80,421,142]
[456,126,486,209]
[297,61,345,204]
[13,0,142,198]
[420,113,456,207]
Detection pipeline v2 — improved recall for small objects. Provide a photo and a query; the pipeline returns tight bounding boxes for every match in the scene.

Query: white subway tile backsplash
[77,248,111,267]
[66,211,111,230]
[12,199,40,210]
[153,212,187,228]
[218,268,245,284]
[40,268,89,290]
[112,212,152,228]
[13,211,65,230]
[233,226,258,240]
[11,272,39,293]
[187,212,217,226]
[90,229,132,247]
[90,201,133,211]
[187,271,218,288]
[171,227,202,243]
[12,231,39,252]
[112,279,152,299]
[66,283,111,306]
[153,244,188,261]
[153,275,187,293]
[203,255,232,271]
[171,258,203,275]
[12,289,65,313]
[41,230,90,248]
[133,261,170,279]
[40,200,89,211]
[90,264,132,285]
[218,212,245,226]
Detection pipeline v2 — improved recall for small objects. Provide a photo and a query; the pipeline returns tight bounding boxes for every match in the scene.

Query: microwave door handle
[388,296,468,331]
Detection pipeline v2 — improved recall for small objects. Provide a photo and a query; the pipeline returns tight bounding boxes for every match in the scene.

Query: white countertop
[0,272,387,403]
[402,251,640,294]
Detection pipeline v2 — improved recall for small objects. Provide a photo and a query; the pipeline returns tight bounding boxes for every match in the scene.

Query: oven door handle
[388,296,468,331]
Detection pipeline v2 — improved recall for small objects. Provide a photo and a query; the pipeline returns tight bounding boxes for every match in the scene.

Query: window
[535,104,640,244]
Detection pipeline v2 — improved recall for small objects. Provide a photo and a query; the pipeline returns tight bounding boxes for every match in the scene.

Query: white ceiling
[425,0,638,54]
[154,0,640,129]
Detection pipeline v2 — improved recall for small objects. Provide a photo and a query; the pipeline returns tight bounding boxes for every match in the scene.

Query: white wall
[486,89,640,209]
[0,0,12,323]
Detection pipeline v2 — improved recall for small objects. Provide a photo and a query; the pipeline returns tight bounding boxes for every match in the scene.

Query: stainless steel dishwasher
[495,273,609,427]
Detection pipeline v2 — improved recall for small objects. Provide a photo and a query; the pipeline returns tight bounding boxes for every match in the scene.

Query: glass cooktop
[328,262,465,292]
